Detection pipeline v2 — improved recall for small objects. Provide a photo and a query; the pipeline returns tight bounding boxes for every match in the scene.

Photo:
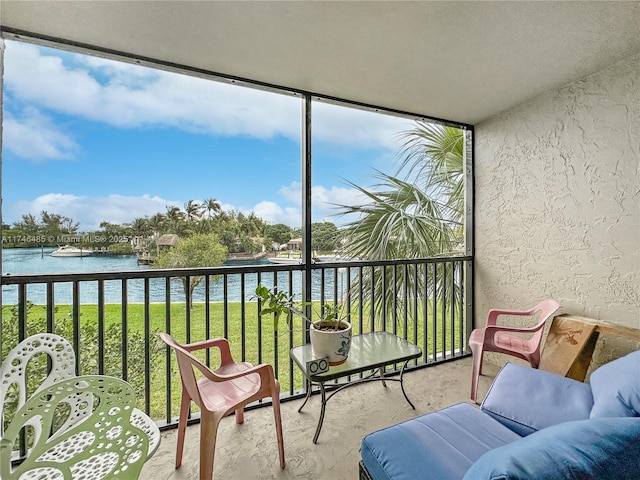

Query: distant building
[287,238,302,251]
[156,234,179,248]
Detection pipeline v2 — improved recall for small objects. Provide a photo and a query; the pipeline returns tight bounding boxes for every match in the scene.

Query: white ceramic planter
[309,320,352,365]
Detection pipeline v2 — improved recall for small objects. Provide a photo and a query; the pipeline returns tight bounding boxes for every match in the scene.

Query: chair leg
[271,392,285,469]
[528,350,541,369]
[235,407,244,424]
[470,344,484,404]
[199,410,220,480]
[175,389,191,469]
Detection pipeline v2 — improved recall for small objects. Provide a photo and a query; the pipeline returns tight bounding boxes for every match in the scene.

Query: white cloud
[278,181,369,208]
[3,42,300,143]
[252,201,300,227]
[267,181,370,226]
[7,193,181,231]
[278,182,301,205]
[3,41,413,163]
[313,102,414,151]
[219,203,237,214]
[312,184,370,226]
[3,108,79,162]
[313,184,368,211]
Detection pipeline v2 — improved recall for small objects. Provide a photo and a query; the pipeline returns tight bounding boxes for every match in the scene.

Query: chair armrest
[480,363,593,436]
[180,337,233,364]
[486,307,537,326]
[484,324,545,334]
[204,362,278,391]
[480,323,547,345]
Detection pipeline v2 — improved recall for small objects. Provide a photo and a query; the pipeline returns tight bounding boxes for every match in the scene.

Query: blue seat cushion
[481,363,593,436]
[361,403,521,480]
[463,417,640,480]
[589,350,640,418]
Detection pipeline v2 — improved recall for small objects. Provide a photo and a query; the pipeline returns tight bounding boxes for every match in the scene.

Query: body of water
[3,247,147,276]
[2,248,346,305]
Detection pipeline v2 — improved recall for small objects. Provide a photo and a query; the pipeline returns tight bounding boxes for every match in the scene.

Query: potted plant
[254,284,352,365]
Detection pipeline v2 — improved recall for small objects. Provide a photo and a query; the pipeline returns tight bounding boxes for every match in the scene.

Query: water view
[2,248,345,305]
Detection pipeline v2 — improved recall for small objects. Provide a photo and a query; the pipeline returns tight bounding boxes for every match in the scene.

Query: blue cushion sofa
[360,350,640,480]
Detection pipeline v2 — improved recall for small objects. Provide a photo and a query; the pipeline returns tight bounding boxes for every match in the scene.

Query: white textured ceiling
[2,1,640,125]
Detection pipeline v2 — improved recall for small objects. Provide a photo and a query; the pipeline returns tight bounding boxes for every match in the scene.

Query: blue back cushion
[481,362,593,436]
[463,417,640,480]
[590,350,640,418]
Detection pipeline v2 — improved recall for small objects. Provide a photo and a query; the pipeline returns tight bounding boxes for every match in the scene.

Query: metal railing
[0,256,471,430]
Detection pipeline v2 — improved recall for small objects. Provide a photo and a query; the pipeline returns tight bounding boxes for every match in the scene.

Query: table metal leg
[298,378,313,413]
[312,382,327,444]
[379,367,387,387]
[399,361,415,409]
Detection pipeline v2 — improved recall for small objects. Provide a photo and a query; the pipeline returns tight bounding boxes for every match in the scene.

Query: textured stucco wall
[474,51,639,363]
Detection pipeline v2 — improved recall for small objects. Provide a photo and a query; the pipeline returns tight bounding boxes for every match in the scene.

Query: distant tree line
[2,200,344,254]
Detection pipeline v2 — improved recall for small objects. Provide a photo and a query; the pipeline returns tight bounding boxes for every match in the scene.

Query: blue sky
[2,40,414,230]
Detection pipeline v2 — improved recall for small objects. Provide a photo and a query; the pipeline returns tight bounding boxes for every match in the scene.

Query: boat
[315,251,355,262]
[50,245,94,257]
[268,253,349,264]
[267,251,302,264]
[314,255,340,263]
[267,257,302,265]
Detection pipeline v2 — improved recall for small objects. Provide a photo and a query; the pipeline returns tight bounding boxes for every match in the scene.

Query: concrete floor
[141,356,500,480]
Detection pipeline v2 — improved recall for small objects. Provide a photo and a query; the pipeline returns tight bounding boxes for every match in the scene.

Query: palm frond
[332,122,465,328]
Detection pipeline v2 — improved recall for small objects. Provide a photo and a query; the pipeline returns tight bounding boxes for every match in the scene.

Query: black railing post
[46,283,54,333]
[144,277,151,414]
[205,275,211,366]
[164,276,172,424]
[97,279,105,375]
[72,280,80,375]
[121,280,128,381]
[240,273,246,361]
[256,272,263,365]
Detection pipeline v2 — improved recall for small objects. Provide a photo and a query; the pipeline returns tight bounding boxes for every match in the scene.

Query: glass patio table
[290,331,422,443]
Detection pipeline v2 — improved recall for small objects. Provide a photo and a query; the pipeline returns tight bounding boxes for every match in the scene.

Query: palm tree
[129,217,150,237]
[164,205,187,235]
[128,217,150,251]
[244,212,264,237]
[203,198,222,219]
[335,122,465,326]
[184,200,202,223]
[165,206,184,225]
[341,124,464,257]
[147,213,166,255]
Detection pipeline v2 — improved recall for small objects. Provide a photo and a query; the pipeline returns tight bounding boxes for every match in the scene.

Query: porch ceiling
[2,1,640,125]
